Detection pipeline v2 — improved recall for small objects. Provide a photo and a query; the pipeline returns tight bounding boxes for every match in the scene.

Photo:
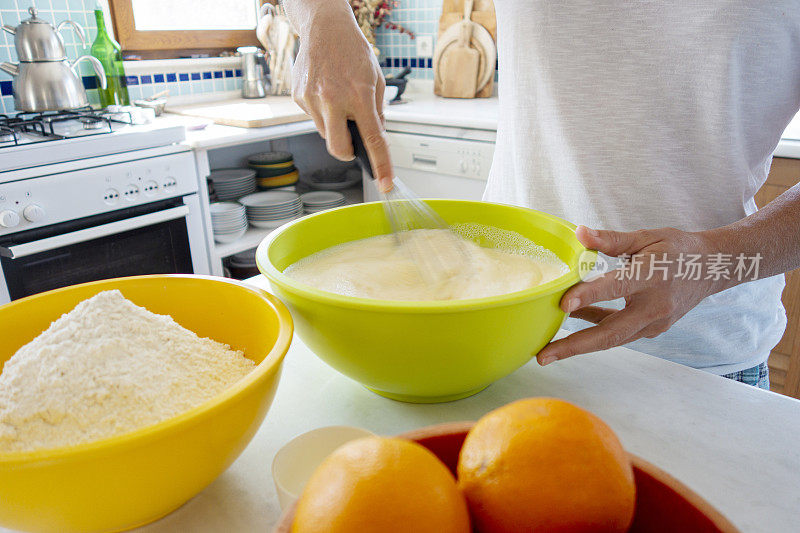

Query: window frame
[109,0,261,58]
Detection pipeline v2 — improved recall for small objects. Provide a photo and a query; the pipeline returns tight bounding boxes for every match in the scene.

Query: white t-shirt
[485,1,800,374]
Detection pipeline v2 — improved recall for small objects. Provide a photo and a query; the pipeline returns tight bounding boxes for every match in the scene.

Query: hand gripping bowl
[0,275,293,533]
[256,200,595,403]
[273,422,740,533]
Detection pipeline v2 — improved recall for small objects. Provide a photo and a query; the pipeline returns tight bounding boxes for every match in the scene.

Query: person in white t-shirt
[283,0,800,389]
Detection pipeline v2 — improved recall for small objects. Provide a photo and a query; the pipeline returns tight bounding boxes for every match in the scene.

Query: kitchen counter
[163,88,499,152]
[153,115,317,151]
[383,89,499,131]
[1,274,796,533]
[108,275,798,533]
[160,83,800,157]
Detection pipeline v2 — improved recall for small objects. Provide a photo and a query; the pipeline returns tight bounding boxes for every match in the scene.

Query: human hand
[290,5,393,192]
[536,225,725,366]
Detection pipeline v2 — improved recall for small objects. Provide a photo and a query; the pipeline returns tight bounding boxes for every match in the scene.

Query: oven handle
[0,205,190,259]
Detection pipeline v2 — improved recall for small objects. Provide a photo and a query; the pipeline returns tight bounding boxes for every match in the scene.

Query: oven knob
[0,210,20,228]
[23,204,45,222]
[459,160,468,173]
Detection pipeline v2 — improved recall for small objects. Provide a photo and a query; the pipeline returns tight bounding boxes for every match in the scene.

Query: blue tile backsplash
[0,0,243,114]
[0,0,479,114]
[375,0,443,80]
[0,0,100,113]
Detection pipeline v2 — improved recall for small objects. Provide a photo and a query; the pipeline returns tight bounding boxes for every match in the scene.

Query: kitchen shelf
[212,187,365,261]
[213,226,274,259]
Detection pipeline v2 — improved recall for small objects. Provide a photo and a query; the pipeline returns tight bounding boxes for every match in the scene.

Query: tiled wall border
[2,0,470,111]
[0,3,247,113]
[123,68,244,101]
[0,68,246,113]
[382,57,434,69]
[375,0,442,80]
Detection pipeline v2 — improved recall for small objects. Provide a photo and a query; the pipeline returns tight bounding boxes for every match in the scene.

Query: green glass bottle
[90,3,130,107]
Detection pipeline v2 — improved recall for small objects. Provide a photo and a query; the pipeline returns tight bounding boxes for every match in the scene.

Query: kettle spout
[1,25,15,35]
[0,62,19,77]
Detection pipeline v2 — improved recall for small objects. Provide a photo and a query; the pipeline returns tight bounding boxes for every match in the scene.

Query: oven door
[0,197,206,302]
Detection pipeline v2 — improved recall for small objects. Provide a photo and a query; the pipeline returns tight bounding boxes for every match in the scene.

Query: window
[110,0,262,58]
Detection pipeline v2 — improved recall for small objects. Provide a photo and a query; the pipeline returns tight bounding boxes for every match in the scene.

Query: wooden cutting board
[439,0,483,99]
[166,96,309,128]
[435,0,496,99]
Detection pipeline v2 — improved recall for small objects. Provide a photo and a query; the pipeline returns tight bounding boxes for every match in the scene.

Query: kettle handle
[56,19,87,48]
[0,62,19,77]
[72,55,107,90]
[257,51,270,87]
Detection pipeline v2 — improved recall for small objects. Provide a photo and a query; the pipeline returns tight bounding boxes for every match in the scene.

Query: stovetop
[0,107,136,147]
[0,108,187,174]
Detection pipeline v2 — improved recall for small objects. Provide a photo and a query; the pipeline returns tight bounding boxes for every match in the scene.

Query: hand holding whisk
[347,121,473,284]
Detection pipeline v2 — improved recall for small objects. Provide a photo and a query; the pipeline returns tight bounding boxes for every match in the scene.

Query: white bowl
[209,168,256,183]
[213,227,248,243]
[210,201,245,213]
[301,191,345,206]
[214,224,247,235]
[271,426,375,510]
[240,191,299,208]
[245,201,302,212]
[213,224,248,233]
[212,213,247,221]
[250,215,301,229]
[247,211,302,220]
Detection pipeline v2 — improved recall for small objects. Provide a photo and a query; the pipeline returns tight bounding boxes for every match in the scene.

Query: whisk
[347,121,472,284]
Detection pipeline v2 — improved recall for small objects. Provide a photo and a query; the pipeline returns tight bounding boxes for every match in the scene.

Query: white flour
[0,290,255,453]
[284,227,568,301]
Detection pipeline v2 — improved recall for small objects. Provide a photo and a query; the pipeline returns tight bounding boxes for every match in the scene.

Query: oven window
[2,217,193,301]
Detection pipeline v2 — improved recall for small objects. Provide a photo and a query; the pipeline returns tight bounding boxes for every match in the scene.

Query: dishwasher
[363,130,496,202]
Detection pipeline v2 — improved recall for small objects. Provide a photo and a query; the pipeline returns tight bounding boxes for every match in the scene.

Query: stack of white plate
[301,191,346,213]
[209,169,257,201]
[210,202,248,243]
[240,191,303,228]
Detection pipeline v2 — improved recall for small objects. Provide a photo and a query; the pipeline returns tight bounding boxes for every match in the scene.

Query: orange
[457,398,635,533]
[291,436,471,533]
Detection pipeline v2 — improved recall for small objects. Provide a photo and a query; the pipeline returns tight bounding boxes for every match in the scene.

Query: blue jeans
[721,362,770,390]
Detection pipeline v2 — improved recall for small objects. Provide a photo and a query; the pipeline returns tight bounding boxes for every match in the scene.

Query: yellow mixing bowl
[0,275,293,533]
[256,200,594,404]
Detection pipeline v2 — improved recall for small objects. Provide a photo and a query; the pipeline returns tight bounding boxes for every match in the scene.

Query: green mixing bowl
[256,200,593,403]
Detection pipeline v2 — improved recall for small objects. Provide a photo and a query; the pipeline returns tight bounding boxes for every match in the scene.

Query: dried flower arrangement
[349,0,415,55]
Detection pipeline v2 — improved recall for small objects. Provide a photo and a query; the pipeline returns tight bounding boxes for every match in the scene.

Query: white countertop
[167,86,499,151]
[163,82,800,158]
[98,275,797,533]
[156,115,317,150]
[2,274,796,533]
[383,89,499,131]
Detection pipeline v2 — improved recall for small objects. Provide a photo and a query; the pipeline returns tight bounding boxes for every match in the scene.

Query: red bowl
[273,422,739,533]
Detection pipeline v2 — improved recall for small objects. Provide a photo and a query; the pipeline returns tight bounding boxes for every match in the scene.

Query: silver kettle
[238,46,270,99]
[0,57,107,112]
[2,6,86,62]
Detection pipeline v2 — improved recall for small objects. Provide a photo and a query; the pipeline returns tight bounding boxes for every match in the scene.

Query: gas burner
[81,117,105,130]
[0,126,16,143]
[0,108,133,148]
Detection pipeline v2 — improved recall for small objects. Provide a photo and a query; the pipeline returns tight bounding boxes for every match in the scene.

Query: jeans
[721,361,770,390]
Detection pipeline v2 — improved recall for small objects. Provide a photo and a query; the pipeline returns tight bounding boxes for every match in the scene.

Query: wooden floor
[756,157,800,398]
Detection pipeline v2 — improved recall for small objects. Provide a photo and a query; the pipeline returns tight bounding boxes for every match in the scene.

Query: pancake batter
[284,227,567,301]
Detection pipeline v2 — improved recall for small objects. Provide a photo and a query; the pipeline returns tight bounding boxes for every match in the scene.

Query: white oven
[0,146,210,303]
[364,130,495,202]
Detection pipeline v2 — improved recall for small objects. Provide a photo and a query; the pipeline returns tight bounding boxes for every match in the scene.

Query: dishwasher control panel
[386,132,495,181]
